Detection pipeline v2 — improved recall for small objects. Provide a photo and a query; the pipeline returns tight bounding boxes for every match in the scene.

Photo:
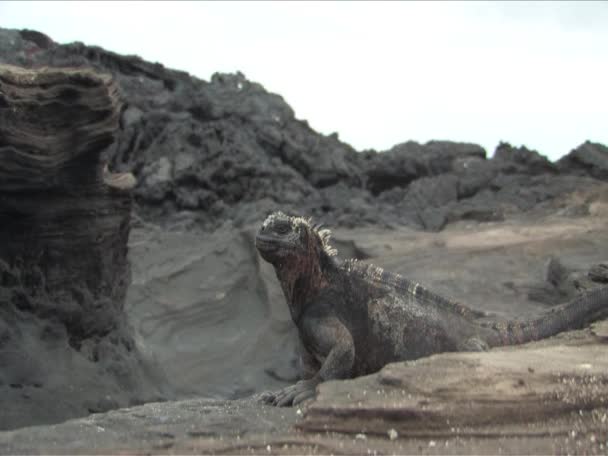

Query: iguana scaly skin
[255,211,608,406]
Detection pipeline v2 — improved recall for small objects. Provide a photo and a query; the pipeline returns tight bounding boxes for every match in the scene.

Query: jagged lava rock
[3,27,605,233]
[0,64,167,430]
[558,141,608,180]
[360,140,486,195]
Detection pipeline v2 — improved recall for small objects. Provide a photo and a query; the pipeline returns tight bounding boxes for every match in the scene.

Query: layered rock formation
[0,64,166,430]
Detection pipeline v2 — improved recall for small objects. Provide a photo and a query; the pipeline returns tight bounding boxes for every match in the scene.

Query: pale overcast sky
[2,1,607,160]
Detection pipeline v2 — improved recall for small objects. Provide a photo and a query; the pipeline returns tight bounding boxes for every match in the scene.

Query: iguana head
[256,211,337,265]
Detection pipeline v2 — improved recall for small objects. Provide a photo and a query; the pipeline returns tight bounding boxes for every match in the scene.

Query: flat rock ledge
[0,64,165,431]
[1,324,606,455]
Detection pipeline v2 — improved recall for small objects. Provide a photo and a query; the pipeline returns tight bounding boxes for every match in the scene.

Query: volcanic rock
[2,27,605,232]
[558,141,608,181]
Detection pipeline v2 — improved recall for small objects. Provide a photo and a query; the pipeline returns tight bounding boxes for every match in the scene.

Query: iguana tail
[483,286,608,347]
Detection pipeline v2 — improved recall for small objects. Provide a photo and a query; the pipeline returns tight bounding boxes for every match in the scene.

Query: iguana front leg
[271,316,355,407]
[298,339,319,379]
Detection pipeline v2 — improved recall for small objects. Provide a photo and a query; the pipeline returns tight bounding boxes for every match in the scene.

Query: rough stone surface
[1,27,606,232]
[0,64,167,431]
[125,222,299,399]
[300,330,608,453]
[0,328,606,455]
[558,141,608,181]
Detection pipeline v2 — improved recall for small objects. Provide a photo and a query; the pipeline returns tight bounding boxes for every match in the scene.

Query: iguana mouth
[255,235,280,252]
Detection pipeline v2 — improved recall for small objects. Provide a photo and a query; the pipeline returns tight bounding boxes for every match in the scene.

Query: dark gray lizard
[255,211,608,406]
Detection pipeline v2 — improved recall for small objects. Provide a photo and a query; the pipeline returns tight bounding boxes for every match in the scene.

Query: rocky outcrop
[558,141,608,181]
[360,140,486,195]
[1,27,606,232]
[0,64,166,430]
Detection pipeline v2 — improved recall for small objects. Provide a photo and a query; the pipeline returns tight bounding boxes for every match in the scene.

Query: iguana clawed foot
[260,378,319,407]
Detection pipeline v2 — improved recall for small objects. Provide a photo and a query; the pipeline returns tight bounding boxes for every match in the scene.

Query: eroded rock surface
[125,222,299,399]
[0,64,166,430]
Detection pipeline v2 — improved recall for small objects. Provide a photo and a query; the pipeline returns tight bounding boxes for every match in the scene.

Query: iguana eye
[275,223,291,235]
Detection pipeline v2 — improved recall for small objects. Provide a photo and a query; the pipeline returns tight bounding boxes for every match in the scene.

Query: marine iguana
[255,211,608,406]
